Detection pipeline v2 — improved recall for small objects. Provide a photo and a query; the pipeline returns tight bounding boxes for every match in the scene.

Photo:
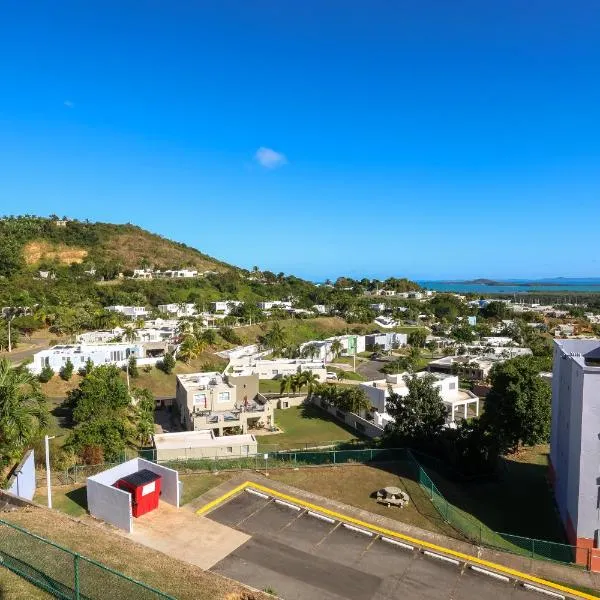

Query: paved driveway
[127,502,249,570]
[208,491,543,600]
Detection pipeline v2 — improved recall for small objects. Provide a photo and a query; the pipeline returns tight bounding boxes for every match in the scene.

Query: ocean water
[418,280,600,295]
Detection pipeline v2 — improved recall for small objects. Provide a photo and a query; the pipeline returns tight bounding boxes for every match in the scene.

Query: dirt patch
[24,241,88,265]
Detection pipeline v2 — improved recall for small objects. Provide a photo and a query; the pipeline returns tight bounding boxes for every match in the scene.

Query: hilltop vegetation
[0,215,233,277]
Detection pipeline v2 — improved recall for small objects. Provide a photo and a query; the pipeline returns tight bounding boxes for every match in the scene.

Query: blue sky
[1,1,599,281]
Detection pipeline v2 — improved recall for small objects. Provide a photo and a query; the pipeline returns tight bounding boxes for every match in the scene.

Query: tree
[127,354,138,378]
[329,339,344,361]
[200,328,217,346]
[451,324,475,343]
[259,322,287,354]
[383,373,447,447]
[177,335,205,364]
[480,301,508,320]
[159,352,176,374]
[299,371,320,395]
[38,364,55,383]
[279,375,293,396]
[408,330,427,348]
[65,365,133,461]
[0,359,49,463]
[218,326,241,345]
[60,358,74,381]
[482,356,551,454]
[123,326,137,343]
[337,387,371,414]
[425,341,437,357]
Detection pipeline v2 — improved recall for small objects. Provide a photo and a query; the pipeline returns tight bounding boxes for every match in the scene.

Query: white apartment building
[228,358,327,381]
[132,269,154,279]
[211,300,243,314]
[29,342,153,375]
[175,372,273,435]
[299,335,367,362]
[550,339,600,569]
[161,269,198,278]
[105,305,150,319]
[157,303,197,318]
[257,300,292,310]
[359,372,479,428]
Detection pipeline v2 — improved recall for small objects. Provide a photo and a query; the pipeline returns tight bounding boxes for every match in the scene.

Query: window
[449,382,456,390]
[226,447,233,454]
[242,445,249,454]
[218,392,230,403]
[193,393,207,407]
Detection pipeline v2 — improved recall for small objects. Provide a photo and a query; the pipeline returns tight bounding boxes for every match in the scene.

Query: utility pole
[45,435,56,508]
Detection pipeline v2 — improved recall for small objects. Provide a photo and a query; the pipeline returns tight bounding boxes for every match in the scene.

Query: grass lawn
[34,485,87,518]
[259,379,285,394]
[179,472,234,505]
[2,506,266,600]
[258,404,360,451]
[0,569,51,599]
[417,444,566,543]
[327,366,365,381]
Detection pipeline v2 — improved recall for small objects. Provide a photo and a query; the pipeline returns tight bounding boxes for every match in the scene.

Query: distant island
[445,278,600,287]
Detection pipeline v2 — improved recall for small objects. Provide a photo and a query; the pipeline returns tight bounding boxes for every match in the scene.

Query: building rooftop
[153,430,256,450]
[177,372,231,392]
[555,339,600,370]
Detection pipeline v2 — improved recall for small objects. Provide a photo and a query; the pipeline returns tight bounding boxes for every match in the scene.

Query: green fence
[406,449,578,566]
[0,519,175,600]
[51,445,584,569]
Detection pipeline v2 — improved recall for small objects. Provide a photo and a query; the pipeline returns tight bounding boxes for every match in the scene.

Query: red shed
[113,469,162,517]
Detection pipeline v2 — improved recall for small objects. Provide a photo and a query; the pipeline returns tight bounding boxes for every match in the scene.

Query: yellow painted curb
[197,480,599,600]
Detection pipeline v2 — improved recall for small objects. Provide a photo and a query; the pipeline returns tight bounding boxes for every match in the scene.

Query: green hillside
[0,216,234,277]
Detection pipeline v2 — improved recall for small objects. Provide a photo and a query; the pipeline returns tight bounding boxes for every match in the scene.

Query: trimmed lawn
[258,405,360,451]
[0,569,51,599]
[179,472,234,505]
[34,485,87,518]
[416,444,566,543]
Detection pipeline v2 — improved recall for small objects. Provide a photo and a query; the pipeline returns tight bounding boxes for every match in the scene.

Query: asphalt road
[208,492,542,600]
[1,337,51,364]
[356,357,394,381]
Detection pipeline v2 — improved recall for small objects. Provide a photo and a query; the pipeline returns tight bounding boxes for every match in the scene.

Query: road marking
[470,565,510,582]
[197,481,599,600]
[307,510,335,524]
[246,488,269,499]
[381,537,414,551]
[274,499,301,511]
[343,523,373,536]
[523,584,566,599]
[423,550,461,566]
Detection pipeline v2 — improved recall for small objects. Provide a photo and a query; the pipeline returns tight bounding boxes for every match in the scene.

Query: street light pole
[45,435,56,508]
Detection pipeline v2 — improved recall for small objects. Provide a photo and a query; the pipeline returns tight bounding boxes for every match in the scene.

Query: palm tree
[329,339,344,362]
[177,335,206,364]
[0,359,48,459]
[123,326,137,343]
[279,375,293,396]
[300,371,320,396]
[289,373,302,394]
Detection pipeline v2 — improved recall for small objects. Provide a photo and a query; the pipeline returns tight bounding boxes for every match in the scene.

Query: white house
[359,372,479,428]
[228,358,327,381]
[105,305,150,319]
[257,300,293,310]
[374,316,397,329]
[161,269,198,279]
[299,335,366,362]
[29,342,159,375]
[157,303,197,318]
[365,332,407,351]
[132,269,154,279]
[211,300,243,314]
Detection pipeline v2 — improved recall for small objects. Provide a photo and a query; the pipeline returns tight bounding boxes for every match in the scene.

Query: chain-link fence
[406,449,580,566]
[38,445,588,570]
[0,518,175,600]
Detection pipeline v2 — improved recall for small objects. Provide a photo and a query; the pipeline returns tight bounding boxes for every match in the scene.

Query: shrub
[158,352,176,374]
[80,445,104,465]
[127,354,138,378]
[60,358,74,381]
[219,326,242,345]
[38,365,55,383]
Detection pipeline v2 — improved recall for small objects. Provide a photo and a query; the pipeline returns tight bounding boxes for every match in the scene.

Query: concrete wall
[87,460,134,532]
[155,440,257,461]
[87,458,181,530]
[309,397,384,438]
[228,375,259,402]
[138,459,180,508]
[6,450,36,501]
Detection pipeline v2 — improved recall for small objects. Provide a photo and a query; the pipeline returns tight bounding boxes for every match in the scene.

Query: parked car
[326,371,337,380]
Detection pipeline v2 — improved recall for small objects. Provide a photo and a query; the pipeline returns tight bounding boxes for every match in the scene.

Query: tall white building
[550,339,600,568]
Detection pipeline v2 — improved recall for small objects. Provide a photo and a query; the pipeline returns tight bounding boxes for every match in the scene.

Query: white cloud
[254,146,287,169]
[64,100,74,108]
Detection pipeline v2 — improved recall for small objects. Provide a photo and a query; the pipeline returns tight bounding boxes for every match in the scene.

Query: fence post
[333,451,336,465]
[531,539,535,559]
[74,554,80,600]
[479,524,482,546]
[429,477,434,500]
[370,448,373,460]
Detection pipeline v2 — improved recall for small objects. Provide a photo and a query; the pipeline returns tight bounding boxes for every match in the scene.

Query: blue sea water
[418,280,600,295]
